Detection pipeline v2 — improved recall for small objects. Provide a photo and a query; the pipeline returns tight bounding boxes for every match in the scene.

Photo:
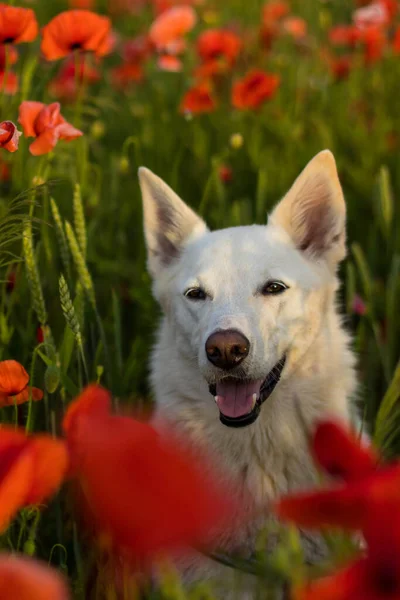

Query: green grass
[1,0,400,597]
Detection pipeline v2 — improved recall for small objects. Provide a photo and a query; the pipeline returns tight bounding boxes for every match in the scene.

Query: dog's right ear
[138,168,208,277]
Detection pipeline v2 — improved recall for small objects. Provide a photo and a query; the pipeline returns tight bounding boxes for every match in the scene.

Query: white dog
[138,151,357,596]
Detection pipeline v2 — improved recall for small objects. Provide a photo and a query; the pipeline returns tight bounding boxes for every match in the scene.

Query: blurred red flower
[0,45,17,68]
[262,0,290,23]
[122,35,153,63]
[111,63,144,87]
[282,16,307,39]
[69,0,95,7]
[41,10,112,61]
[49,56,100,101]
[18,101,83,156]
[232,70,280,109]
[329,55,354,81]
[0,71,18,95]
[351,294,367,316]
[196,29,242,75]
[276,420,398,532]
[157,54,182,71]
[180,82,216,114]
[362,25,386,64]
[0,360,42,405]
[0,427,68,531]
[149,5,197,50]
[0,121,20,153]
[0,555,69,600]
[218,165,233,183]
[63,385,234,563]
[0,4,38,45]
[329,25,363,47]
[277,420,400,600]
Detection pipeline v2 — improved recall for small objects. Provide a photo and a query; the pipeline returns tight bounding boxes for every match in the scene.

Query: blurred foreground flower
[180,82,216,114]
[18,101,83,156]
[232,70,280,109]
[0,5,38,46]
[41,10,112,61]
[149,5,197,51]
[0,121,21,153]
[0,426,68,531]
[276,420,400,600]
[63,385,235,564]
[0,555,69,599]
[0,360,42,404]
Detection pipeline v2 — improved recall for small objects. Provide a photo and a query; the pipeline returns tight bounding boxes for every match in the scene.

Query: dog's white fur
[138,151,357,595]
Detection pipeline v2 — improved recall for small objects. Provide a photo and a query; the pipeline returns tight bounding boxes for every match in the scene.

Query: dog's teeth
[252,393,257,408]
[214,396,218,403]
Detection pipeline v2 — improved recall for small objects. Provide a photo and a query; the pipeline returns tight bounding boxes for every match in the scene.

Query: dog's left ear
[269,150,346,270]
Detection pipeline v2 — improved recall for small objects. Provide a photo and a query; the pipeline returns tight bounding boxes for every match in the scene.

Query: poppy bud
[118,156,130,174]
[45,365,60,394]
[23,539,36,556]
[230,133,243,149]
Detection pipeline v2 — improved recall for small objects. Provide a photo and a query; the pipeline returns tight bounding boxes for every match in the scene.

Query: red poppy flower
[122,35,153,63]
[329,55,354,81]
[157,54,182,71]
[63,385,235,563]
[196,29,242,70]
[149,5,197,50]
[0,427,68,532]
[0,5,38,45]
[111,63,144,88]
[394,25,400,52]
[48,57,100,101]
[232,70,280,110]
[282,16,307,39]
[329,25,363,47]
[0,360,42,405]
[276,420,399,532]
[218,165,233,183]
[262,1,290,23]
[0,555,69,600]
[0,45,17,69]
[180,82,216,114]
[312,421,376,481]
[41,10,112,61]
[18,101,83,156]
[69,0,94,7]
[0,71,18,95]
[0,121,21,153]
[362,25,386,64]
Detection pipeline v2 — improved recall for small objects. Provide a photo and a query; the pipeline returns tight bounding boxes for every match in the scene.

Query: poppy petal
[0,6,38,45]
[25,436,69,505]
[276,464,400,531]
[149,6,197,48]
[0,443,33,532]
[62,384,112,438]
[41,10,112,61]
[312,420,377,481]
[29,130,58,156]
[18,101,45,137]
[55,122,83,141]
[0,360,29,395]
[293,559,373,600]
[0,555,69,600]
[0,120,21,152]
[67,412,235,561]
[0,386,43,407]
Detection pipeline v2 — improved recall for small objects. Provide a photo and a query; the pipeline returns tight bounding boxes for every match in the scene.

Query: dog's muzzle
[208,356,286,428]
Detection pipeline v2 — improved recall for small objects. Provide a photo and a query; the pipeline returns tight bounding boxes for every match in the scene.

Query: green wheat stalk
[59,274,89,381]
[23,222,48,326]
[65,221,95,307]
[73,183,87,259]
[50,198,71,282]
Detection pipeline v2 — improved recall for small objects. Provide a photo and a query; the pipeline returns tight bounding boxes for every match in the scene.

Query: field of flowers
[0,0,400,597]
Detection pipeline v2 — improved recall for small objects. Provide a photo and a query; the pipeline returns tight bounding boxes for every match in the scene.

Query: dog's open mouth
[208,356,286,428]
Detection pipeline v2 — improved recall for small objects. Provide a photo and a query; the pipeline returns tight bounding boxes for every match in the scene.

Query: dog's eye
[184,288,207,300]
[261,281,288,295]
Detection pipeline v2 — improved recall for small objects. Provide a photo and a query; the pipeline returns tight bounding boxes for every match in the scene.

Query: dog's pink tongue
[215,380,263,418]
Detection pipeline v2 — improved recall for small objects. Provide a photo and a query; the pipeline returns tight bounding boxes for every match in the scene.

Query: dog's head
[138,151,346,427]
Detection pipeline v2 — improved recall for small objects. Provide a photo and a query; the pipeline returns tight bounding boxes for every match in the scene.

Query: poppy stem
[74,51,87,130]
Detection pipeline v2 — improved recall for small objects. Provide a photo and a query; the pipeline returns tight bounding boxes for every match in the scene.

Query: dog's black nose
[205,330,250,370]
